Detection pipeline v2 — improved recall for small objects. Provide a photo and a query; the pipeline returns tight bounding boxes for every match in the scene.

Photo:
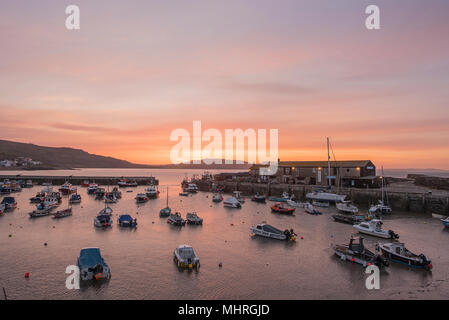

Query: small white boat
[306,190,346,203]
[250,224,296,241]
[336,201,359,214]
[286,199,307,208]
[99,206,113,216]
[186,212,203,225]
[233,191,245,203]
[268,192,290,202]
[304,203,321,215]
[369,201,392,214]
[212,193,223,203]
[353,219,399,239]
[432,213,446,219]
[185,183,199,193]
[223,197,241,208]
[173,245,200,269]
[441,217,449,228]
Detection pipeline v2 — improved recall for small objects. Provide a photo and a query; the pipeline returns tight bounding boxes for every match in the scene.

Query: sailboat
[160,187,171,217]
[369,166,392,214]
[306,137,346,203]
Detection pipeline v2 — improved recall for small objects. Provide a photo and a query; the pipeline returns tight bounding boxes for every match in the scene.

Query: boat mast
[327,137,331,188]
[381,166,385,204]
[166,186,169,207]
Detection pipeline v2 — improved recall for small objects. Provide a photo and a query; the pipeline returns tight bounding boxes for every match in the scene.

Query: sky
[1,0,449,168]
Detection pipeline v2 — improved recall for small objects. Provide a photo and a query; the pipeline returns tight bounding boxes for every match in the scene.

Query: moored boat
[286,199,307,208]
[336,201,359,214]
[29,208,52,218]
[186,212,203,225]
[160,187,172,217]
[87,183,99,194]
[306,190,346,203]
[145,185,159,198]
[59,182,77,195]
[304,203,322,215]
[77,248,111,280]
[104,192,117,203]
[1,197,17,210]
[99,206,113,216]
[233,191,245,203]
[81,180,90,187]
[69,194,82,204]
[312,200,330,208]
[271,202,295,215]
[94,214,113,228]
[332,214,372,224]
[268,192,290,202]
[212,193,223,203]
[117,214,137,228]
[353,219,399,239]
[173,245,200,269]
[118,179,138,187]
[53,208,73,219]
[167,212,186,226]
[185,183,199,193]
[250,224,296,241]
[135,193,149,203]
[251,193,266,203]
[441,217,449,228]
[377,242,432,270]
[333,236,389,268]
[223,197,241,208]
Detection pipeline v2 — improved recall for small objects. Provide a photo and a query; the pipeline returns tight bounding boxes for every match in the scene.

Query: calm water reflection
[0,170,448,299]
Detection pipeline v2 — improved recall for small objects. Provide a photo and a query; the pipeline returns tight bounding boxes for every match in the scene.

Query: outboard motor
[375,255,389,268]
[388,230,399,239]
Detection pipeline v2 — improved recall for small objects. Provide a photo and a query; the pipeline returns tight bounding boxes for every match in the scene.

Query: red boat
[81,180,90,187]
[59,182,77,195]
[271,202,295,215]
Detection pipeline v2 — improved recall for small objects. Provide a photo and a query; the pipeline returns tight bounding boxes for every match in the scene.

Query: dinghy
[377,242,432,270]
[186,212,203,225]
[174,245,200,269]
[250,224,296,241]
[271,202,295,215]
[336,201,358,214]
[312,200,330,208]
[333,236,389,268]
[304,203,322,215]
[99,206,112,216]
[212,193,223,203]
[251,193,266,203]
[77,248,111,281]
[268,192,290,202]
[353,219,399,239]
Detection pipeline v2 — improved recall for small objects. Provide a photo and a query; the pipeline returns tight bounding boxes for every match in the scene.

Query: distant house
[250,160,379,188]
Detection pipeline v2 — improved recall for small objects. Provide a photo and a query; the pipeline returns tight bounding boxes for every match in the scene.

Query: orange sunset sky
[1,1,449,168]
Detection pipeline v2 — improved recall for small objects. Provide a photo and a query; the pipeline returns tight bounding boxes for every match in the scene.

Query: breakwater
[193,180,449,215]
[0,175,158,186]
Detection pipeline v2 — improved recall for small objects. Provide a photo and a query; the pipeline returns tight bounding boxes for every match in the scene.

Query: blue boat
[268,192,290,202]
[77,248,111,281]
[1,197,17,210]
[118,214,137,228]
[69,194,82,204]
[442,217,449,228]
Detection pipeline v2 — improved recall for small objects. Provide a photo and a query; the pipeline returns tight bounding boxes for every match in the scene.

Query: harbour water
[0,169,448,300]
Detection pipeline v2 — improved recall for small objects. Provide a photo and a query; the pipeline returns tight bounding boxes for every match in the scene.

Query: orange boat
[271,202,295,215]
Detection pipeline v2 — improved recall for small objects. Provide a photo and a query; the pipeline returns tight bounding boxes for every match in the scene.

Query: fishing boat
[336,201,359,214]
[304,203,322,215]
[271,202,295,215]
[118,179,138,187]
[186,212,203,225]
[77,248,111,281]
[185,183,199,193]
[286,199,307,208]
[167,212,186,226]
[441,217,449,228]
[353,219,399,239]
[104,192,117,204]
[94,214,113,228]
[158,187,172,219]
[333,236,389,268]
[212,193,223,203]
[111,187,122,199]
[29,208,53,218]
[377,242,432,270]
[135,193,149,203]
[1,197,17,210]
[250,224,297,241]
[117,214,137,228]
[36,196,59,211]
[30,191,46,203]
[145,185,159,199]
[59,182,76,195]
[312,200,330,208]
[99,206,113,216]
[268,192,290,202]
[251,193,266,203]
[332,214,372,224]
[53,208,73,219]
[69,194,82,204]
[223,197,242,208]
[174,245,200,269]
[369,167,392,214]
[95,188,106,200]
[87,183,98,194]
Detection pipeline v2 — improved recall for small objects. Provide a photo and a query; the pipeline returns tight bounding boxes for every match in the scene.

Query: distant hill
[0,140,150,169]
[0,140,252,170]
